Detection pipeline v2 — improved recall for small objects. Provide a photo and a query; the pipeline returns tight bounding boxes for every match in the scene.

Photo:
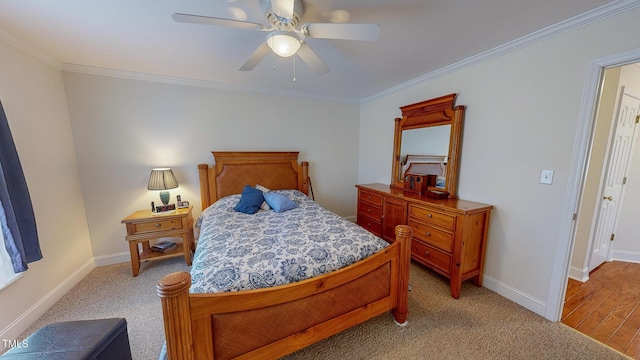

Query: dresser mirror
[391,93,465,198]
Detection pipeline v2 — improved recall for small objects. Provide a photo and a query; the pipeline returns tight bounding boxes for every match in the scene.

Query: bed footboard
[158,225,411,360]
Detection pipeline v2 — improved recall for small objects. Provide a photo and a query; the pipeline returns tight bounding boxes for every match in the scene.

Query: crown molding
[361,0,640,104]
[61,63,358,104]
[0,30,61,70]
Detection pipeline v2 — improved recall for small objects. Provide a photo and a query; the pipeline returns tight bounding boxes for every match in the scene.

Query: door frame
[546,48,640,322]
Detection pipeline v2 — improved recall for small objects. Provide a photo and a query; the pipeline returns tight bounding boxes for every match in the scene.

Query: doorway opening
[561,61,640,357]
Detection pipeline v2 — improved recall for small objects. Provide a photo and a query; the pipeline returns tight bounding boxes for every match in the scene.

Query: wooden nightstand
[121,206,194,276]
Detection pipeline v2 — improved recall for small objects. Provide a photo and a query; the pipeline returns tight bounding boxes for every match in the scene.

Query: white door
[589,86,640,272]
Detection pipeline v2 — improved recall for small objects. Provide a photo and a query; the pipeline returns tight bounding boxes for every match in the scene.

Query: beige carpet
[17,258,630,360]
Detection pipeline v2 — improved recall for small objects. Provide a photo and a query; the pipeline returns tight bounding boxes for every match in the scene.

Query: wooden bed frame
[157,151,412,360]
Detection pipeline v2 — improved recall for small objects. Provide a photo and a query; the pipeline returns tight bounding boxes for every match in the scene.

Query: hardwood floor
[562,261,640,359]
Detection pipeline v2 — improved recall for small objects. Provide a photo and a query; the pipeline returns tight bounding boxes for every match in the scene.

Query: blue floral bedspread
[189,190,388,293]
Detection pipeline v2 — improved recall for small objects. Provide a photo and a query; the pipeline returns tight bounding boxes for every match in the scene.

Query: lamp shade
[267,31,301,58]
[148,168,178,206]
[147,168,178,191]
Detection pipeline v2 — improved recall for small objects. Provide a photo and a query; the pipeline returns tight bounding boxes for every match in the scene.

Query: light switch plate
[540,169,554,185]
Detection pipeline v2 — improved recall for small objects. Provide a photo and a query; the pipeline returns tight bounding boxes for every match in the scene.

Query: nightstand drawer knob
[155,223,161,227]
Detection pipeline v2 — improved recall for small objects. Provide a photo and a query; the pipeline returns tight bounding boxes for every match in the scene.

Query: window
[0,100,41,289]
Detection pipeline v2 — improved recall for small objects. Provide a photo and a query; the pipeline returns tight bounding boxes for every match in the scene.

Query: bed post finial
[158,272,194,359]
[392,224,412,326]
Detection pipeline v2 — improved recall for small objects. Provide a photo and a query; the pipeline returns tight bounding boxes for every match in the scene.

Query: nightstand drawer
[132,219,182,234]
[409,220,454,252]
[409,205,456,230]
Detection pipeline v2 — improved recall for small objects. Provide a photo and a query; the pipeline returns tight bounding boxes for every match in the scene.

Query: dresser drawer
[357,214,382,237]
[412,240,451,276]
[409,220,454,252]
[131,219,182,234]
[409,205,456,230]
[359,190,383,207]
[358,201,383,221]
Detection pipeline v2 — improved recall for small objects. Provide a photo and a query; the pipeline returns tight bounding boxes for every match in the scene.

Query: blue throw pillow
[233,185,265,214]
[264,192,298,213]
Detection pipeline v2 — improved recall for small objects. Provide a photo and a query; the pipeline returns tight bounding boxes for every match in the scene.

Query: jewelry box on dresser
[357,94,493,299]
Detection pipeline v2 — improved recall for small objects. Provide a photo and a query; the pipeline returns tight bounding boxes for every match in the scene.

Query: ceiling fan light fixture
[267,31,300,57]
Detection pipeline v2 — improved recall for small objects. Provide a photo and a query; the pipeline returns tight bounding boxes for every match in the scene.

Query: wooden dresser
[357,183,493,299]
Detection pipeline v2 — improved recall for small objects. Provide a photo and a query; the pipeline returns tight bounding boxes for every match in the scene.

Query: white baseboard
[0,258,95,344]
[611,250,640,263]
[93,251,130,267]
[568,265,589,282]
[482,274,548,319]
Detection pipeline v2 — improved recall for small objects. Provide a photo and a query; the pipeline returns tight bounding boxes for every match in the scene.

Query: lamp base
[159,191,170,205]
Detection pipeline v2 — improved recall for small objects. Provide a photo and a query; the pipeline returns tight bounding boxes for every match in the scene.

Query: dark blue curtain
[0,100,41,272]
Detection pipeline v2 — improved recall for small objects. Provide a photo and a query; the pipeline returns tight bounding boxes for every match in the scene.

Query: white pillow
[255,184,271,210]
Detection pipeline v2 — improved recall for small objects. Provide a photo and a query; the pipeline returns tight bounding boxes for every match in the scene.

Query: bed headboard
[197,151,309,210]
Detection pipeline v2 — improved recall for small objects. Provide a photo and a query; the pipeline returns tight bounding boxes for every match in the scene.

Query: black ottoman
[1,318,132,360]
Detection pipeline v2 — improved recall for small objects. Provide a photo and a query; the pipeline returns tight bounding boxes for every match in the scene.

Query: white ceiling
[0,0,628,102]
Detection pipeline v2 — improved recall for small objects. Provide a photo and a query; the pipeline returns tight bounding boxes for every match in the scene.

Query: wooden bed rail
[158,224,412,360]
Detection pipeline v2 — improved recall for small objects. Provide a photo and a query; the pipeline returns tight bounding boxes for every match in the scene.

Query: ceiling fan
[172,0,380,76]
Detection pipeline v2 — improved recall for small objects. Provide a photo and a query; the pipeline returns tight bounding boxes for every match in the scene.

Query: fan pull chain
[292,56,296,82]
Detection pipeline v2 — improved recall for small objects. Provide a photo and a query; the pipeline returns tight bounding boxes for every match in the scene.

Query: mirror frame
[391,93,465,198]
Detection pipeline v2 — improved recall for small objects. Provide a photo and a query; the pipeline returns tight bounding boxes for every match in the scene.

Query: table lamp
[147,168,178,205]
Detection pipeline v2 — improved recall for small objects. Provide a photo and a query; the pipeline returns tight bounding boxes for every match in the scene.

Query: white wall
[62,72,360,262]
[0,40,94,347]
[359,7,640,318]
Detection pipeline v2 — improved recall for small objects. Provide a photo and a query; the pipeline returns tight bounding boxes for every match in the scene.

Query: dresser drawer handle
[155,223,161,228]
[367,209,372,213]
[427,213,433,218]
[425,231,431,237]
[424,250,430,257]
[367,196,372,200]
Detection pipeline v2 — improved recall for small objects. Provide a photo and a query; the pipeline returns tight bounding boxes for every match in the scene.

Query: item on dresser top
[425,190,449,199]
[403,174,436,194]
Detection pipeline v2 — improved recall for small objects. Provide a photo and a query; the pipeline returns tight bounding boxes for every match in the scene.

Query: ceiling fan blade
[239,42,271,71]
[303,23,380,41]
[172,13,265,31]
[270,0,295,19]
[296,43,329,76]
